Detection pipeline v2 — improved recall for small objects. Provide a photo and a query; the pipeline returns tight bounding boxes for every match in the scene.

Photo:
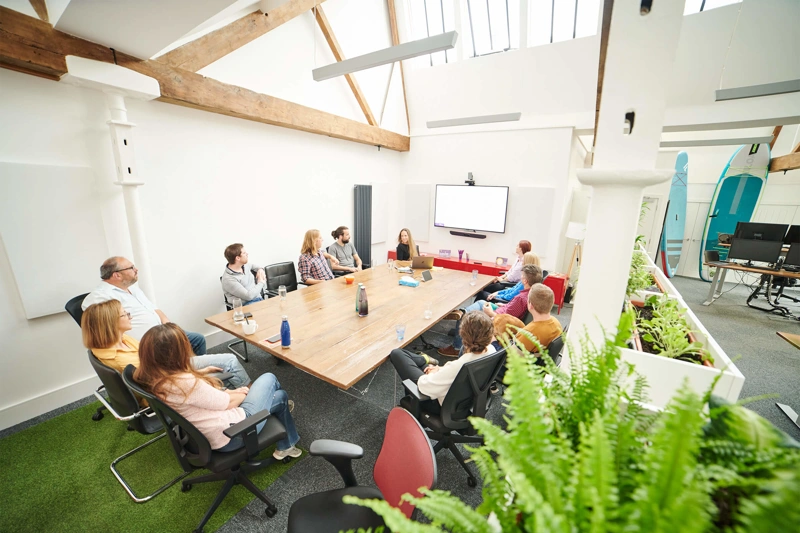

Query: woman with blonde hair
[298,229,339,284]
[82,300,250,387]
[396,228,418,261]
[476,251,543,302]
[134,323,301,458]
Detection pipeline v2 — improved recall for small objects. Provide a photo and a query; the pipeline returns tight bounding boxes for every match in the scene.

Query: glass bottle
[358,285,369,317]
[280,315,291,348]
[355,283,363,312]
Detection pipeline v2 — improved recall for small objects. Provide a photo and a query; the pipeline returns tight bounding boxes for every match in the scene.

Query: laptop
[411,256,435,269]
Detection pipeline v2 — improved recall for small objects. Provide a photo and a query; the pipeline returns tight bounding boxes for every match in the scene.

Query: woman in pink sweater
[134,323,300,459]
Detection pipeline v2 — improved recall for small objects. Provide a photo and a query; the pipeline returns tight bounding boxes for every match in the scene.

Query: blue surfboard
[699,144,770,281]
[660,152,688,278]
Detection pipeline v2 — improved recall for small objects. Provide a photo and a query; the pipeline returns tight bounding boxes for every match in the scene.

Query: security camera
[465,172,475,186]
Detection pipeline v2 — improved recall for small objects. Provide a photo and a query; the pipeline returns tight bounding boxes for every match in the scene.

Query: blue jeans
[453,301,486,350]
[215,373,300,453]
[191,353,250,389]
[186,331,207,355]
[244,296,263,306]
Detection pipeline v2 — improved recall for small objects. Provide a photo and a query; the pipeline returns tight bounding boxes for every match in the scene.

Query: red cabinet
[386,250,508,277]
[542,273,568,314]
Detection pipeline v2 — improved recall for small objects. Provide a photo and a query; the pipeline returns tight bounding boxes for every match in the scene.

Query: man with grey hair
[82,256,209,354]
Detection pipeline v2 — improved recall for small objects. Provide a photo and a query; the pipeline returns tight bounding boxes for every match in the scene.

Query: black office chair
[122,365,289,532]
[220,276,250,363]
[401,348,507,487]
[65,293,88,326]
[87,351,188,502]
[265,261,304,293]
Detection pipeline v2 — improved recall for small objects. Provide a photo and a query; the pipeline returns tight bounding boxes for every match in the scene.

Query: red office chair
[287,407,437,532]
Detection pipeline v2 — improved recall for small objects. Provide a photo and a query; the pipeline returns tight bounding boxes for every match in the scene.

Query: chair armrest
[208,372,233,383]
[309,439,363,487]
[264,289,279,298]
[309,439,363,459]
[223,409,270,439]
[402,379,432,401]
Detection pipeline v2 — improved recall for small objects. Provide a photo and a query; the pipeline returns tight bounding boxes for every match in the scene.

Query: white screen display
[434,185,509,233]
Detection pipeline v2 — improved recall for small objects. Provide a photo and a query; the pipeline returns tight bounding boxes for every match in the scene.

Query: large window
[408,0,457,66]
[684,0,742,15]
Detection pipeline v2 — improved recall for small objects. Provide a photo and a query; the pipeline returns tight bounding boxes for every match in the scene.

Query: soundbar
[450,230,486,239]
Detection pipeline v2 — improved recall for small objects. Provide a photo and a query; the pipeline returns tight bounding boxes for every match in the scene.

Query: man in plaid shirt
[438,265,543,357]
[298,229,339,285]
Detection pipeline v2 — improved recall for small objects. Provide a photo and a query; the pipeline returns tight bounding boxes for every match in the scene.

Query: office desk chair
[220,276,250,363]
[87,351,189,502]
[122,366,288,533]
[402,349,507,487]
[287,407,436,532]
[265,261,305,293]
[65,293,89,326]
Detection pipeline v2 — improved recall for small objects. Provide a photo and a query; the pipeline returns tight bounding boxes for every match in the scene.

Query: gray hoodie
[221,263,264,304]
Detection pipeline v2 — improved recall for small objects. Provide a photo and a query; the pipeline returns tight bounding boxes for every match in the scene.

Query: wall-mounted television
[433,185,509,234]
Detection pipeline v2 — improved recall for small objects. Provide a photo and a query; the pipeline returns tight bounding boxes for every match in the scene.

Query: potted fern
[343,317,800,532]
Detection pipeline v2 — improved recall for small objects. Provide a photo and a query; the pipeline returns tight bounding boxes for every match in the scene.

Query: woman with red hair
[482,240,531,295]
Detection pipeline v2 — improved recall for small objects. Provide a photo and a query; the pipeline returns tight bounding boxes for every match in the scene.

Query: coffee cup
[242,322,259,335]
[344,275,355,284]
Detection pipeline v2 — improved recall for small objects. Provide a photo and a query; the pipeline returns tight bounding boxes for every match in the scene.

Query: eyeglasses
[119,311,132,319]
[114,265,136,273]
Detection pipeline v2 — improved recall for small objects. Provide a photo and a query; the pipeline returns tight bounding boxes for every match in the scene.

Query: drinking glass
[423,302,433,320]
[232,297,244,322]
[388,258,394,270]
[395,324,406,341]
[470,270,478,286]
[278,285,287,300]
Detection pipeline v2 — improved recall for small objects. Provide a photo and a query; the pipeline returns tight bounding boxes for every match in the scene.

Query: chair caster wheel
[92,411,103,421]
[282,457,292,464]
[467,477,477,487]
[181,483,192,493]
[265,506,278,518]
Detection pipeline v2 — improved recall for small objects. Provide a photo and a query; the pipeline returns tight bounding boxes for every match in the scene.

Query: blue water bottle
[280,315,291,348]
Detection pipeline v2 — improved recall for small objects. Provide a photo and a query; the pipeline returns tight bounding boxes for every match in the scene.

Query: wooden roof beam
[314,5,377,126]
[29,0,48,23]
[158,0,325,72]
[769,125,782,150]
[769,152,800,173]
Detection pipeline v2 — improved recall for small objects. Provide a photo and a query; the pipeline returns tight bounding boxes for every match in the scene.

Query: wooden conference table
[703,261,800,307]
[206,266,494,390]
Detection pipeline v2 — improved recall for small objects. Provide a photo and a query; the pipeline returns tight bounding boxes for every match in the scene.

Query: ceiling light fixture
[427,112,522,129]
[715,79,800,102]
[313,31,458,82]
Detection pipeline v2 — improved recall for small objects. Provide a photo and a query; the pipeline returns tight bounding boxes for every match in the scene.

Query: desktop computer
[784,225,800,245]
[782,243,800,272]
[734,222,789,242]
[727,238,784,267]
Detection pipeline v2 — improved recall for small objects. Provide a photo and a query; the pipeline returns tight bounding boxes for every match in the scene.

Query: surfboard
[698,144,771,281]
[659,152,688,278]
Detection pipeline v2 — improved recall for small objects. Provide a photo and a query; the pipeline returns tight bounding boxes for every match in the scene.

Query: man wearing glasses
[83,257,209,355]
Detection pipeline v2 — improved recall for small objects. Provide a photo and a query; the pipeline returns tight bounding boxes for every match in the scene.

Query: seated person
[328,226,362,273]
[221,243,266,306]
[396,228,418,261]
[476,251,542,302]
[493,284,563,355]
[480,240,532,294]
[390,311,495,413]
[82,300,250,389]
[82,256,207,355]
[438,265,543,357]
[298,229,339,285]
[134,323,301,459]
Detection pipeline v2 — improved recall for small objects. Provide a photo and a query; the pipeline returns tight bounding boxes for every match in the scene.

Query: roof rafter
[314,5,377,126]
[387,0,410,135]
[29,0,48,23]
[769,125,782,150]
[158,0,326,72]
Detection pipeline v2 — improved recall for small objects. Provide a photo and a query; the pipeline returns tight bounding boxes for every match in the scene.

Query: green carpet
[0,402,302,533]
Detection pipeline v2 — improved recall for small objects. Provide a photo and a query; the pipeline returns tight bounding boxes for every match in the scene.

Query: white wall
[0,67,404,430]
[398,127,574,271]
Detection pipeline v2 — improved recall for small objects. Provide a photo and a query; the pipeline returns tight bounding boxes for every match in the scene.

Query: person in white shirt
[390,311,496,414]
[82,256,208,355]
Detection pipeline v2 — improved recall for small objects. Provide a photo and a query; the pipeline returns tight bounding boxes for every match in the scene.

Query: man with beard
[328,226,363,273]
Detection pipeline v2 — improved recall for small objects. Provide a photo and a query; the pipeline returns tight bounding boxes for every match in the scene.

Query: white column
[105,92,157,304]
[565,0,687,361]
[519,0,529,50]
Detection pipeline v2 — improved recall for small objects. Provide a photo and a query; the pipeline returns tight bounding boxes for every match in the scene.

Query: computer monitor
[783,243,800,268]
[734,222,788,241]
[784,225,800,245]
[727,238,783,265]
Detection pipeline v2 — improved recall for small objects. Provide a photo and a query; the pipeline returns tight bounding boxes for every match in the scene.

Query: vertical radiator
[353,185,372,268]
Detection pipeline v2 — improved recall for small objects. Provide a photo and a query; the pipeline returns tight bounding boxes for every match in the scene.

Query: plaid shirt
[495,288,530,320]
[298,250,334,283]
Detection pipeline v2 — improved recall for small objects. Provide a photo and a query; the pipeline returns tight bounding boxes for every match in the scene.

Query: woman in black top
[396,228,418,261]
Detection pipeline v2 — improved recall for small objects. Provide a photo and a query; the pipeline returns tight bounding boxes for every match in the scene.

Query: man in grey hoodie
[221,243,266,305]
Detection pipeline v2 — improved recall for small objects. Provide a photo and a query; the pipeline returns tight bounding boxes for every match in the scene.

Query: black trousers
[476,281,515,302]
[390,349,441,414]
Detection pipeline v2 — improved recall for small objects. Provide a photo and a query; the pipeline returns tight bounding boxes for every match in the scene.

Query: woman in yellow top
[81,300,250,387]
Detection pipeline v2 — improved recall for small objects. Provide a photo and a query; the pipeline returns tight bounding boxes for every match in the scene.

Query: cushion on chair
[287,486,385,533]
[204,417,287,472]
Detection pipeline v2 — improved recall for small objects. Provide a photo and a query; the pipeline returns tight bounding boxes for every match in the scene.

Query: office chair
[87,351,189,502]
[287,407,436,533]
[220,276,250,363]
[122,365,289,533]
[265,261,304,293]
[65,293,89,327]
[402,349,507,487]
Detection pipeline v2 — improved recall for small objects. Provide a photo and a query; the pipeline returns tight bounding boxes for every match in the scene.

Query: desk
[703,261,800,313]
[206,266,494,390]
[387,250,508,277]
[775,331,800,431]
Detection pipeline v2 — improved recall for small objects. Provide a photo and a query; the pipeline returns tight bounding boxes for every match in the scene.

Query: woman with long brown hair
[396,228,418,261]
[298,229,338,284]
[134,324,300,458]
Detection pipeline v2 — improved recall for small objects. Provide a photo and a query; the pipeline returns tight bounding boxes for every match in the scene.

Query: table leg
[703,266,724,306]
[776,403,800,431]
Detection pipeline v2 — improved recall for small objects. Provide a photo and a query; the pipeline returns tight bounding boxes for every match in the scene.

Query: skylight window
[408,0,456,66]
[684,0,742,15]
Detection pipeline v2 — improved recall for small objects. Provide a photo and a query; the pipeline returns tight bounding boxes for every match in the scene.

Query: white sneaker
[288,400,295,413]
[273,446,302,460]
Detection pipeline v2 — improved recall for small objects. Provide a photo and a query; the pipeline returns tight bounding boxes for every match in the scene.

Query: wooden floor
[206,266,494,389]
